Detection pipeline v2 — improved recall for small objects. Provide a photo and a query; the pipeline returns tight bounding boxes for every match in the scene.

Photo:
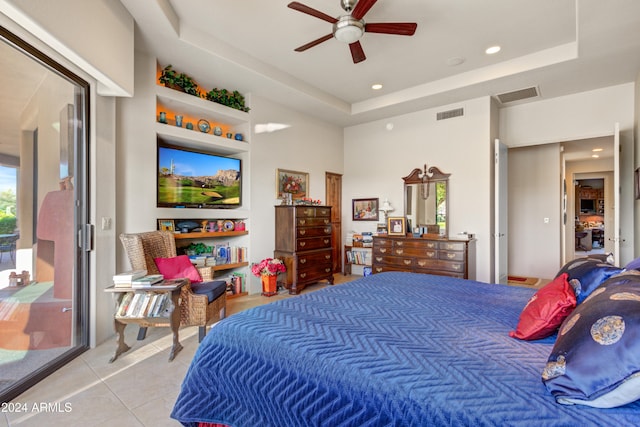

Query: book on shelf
[113,269,147,284]
[124,293,142,317]
[142,278,187,289]
[116,292,134,317]
[131,274,164,288]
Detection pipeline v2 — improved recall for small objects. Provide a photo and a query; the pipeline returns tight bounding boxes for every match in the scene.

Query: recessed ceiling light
[592,148,603,152]
[371,83,383,90]
[592,154,600,158]
[485,45,501,55]
[446,57,465,66]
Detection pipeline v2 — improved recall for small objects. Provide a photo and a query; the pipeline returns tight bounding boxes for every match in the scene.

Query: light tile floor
[4,274,354,426]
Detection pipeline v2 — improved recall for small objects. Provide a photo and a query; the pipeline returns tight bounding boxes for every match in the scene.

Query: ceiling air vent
[436,107,464,121]
[495,86,540,104]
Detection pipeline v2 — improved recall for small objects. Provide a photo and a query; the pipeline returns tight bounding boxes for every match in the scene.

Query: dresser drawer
[415,260,466,275]
[391,246,436,258]
[296,206,331,218]
[296,236,332,251]
[296,217,331,227]
[297,249,332,269]
[439,251,465,262]
[439,241,466,251]
[296,265,333,283]
[297,226,331,238]
[373,255,414,268]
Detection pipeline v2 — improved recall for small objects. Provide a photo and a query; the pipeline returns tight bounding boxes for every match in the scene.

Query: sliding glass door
[0,26,89,402]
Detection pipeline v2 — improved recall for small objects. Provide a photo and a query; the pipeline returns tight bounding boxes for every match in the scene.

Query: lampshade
[381,200,393,212]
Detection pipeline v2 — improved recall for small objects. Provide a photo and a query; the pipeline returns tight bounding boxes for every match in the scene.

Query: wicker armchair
[119,231,226,342]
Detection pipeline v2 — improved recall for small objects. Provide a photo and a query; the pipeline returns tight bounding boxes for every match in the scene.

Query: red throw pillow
[509,273,576,340]
[154,255,202,283]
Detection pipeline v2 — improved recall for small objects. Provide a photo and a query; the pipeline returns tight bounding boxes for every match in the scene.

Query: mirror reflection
[403,165,450,237]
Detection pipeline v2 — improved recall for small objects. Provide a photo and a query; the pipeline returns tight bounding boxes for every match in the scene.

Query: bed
[171,271,640,426]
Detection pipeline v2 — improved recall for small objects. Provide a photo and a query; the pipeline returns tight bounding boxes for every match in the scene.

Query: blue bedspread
[172,272,640,426]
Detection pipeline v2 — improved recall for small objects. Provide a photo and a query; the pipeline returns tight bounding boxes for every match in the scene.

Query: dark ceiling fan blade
[294,34,334,52]
[349,41,366,63]
[287,2,337,24]
[365,22,417,36]
[351,0,378,20]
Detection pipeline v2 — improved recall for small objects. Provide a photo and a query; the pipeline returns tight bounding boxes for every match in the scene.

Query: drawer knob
[299,230,306,235]
[325,268,331,272]
[447,253,455,259]
[395,249,403,255]
[324,228,330,234]
[453,265,461,271]
[403,260,411,265]
[323,239,330,244]
[324,219,330,224]
[304,209,312,215]
[300,273,307,278]
[299,219,306,225]
[396,241,404,246]
[325,255,331,259]
[375,267,383,272]
[300,258,307,264]
[427,243,435,248]
[300,241,306,247]
[418,261,426,266]
[375,257,383,261]
[380,248,387,253]
[427,252,435,258]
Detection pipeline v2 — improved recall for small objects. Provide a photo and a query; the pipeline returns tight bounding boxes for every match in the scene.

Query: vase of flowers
[251,258,286,297]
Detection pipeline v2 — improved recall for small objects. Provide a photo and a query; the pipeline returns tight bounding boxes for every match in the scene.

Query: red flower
[251,258,286,277]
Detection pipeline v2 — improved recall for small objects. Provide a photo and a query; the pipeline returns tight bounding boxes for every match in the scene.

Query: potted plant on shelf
[251,257,286,297]
[204,88,250,112]
[159,64,200,97]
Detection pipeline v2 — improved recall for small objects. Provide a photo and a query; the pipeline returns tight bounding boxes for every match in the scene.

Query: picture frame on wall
[158,219,175,232]
[276,168,309,199]
[387,217,406,236]
[352,198,379,221]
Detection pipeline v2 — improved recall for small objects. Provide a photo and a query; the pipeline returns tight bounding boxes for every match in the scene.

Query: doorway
[574,178,606,258]
[0,26,90,402]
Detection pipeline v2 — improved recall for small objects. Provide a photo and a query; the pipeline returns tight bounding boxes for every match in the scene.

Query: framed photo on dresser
[387,217,406,236]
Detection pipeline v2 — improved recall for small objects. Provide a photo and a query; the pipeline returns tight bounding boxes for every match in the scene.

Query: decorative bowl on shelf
[234,133,243,141]
[198,119,210,133]
[213,126,223,136]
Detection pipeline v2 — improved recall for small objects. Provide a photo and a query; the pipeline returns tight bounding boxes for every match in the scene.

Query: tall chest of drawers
[372,235,476,280]
[274,206,334,294]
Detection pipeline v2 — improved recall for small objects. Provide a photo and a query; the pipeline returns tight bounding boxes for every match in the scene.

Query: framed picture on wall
[387,217,406,236]
[276,169,309,199]
[352,198,379,221]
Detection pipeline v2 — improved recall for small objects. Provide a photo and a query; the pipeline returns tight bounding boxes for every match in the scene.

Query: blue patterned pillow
[542,277,640,407]
[556,258,622,304]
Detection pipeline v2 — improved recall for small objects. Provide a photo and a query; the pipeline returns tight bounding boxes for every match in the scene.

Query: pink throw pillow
[509,273,576,340]
[154,255,202,283]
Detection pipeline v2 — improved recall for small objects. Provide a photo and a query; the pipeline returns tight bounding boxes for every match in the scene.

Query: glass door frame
[0,25,90,403]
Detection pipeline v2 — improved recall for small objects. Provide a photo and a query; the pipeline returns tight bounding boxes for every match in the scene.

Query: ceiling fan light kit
[334,17,364,44]
[288,0,417,64]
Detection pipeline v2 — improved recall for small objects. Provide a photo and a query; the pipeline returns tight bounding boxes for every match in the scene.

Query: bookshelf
[343,244,372,275]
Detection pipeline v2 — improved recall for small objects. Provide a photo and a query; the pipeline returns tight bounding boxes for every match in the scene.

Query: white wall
[249,96,344,293]
[500,84,636,266]
[0,0,134,96]
[344,97,494,283]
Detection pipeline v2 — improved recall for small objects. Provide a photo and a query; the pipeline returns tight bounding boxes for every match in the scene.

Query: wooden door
[325,172,342,273]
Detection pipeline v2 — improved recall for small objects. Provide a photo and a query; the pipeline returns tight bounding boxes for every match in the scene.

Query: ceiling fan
[287,0,417,64]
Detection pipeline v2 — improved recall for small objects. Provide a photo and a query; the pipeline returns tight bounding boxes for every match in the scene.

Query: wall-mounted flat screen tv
[157,144,241,208]
[580,199,595,213]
